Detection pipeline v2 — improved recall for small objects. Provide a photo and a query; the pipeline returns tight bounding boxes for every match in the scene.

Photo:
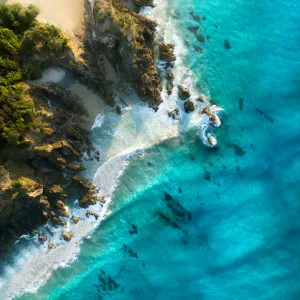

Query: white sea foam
[0,1,223,299]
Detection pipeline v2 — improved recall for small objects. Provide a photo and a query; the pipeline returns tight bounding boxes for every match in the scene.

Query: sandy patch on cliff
[0,0,84,35]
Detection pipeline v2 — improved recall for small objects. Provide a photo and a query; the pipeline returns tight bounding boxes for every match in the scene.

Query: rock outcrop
[0,82,96,253]
[184,100,195,113]
[61,231,72,242]
[159,43,176,62]
[87,0,162,107]
[178,85,191,100]
[202,107,218,126]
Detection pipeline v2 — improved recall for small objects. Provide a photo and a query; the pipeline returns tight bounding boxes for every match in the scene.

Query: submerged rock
[61,231,72,242]
[224,40,231,50]
[178,85,191,100]
[184,100,195,113]
[188,26,199,34]
[190,12,201,22]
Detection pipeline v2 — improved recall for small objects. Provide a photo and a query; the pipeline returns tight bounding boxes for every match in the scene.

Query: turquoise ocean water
[17,0,300,298]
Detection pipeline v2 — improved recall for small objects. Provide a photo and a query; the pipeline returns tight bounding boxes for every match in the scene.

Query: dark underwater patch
[189,12,201,22]
[256,108,274,124]
[204,170,211,181]
[156,211,180,229]
[163,192,192,223]
[239,97,244,111]
[229,144,246,156]
[95,269,120,296]
[224,40,231,49]
[129,224,138,235]
[188,26,199,34]
[123,244,138,258]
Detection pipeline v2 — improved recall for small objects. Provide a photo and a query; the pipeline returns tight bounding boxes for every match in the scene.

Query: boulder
[178,86,191,100]
[38,233,47,243]
[184,100,195,113]
[86,210,100,220]
[61,231,72,242]
[202,107,218,125]
[48,243,54,249]
[71,216,80,224]
[196,96,205,102]
[168,108,179,119]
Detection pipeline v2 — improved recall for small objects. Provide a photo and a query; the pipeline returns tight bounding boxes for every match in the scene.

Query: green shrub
[0,3,70,146]
[0,3,39,34]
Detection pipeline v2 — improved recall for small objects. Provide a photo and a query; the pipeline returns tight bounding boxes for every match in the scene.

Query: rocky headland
[0,0,177,254]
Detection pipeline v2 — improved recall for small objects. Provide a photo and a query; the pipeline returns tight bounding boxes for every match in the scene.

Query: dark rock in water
[188,26,199,34]
[163,192,192,223]
[197,95,205,102]
[129,224,138,235]
[224,40,231,50]
[86,210,99,220]
[239,97,244,111]
[255,108,274,124]
[168,108,179,119]
[196,34,206,43]
[38,233,47,243]
[147,162,154,167]
[116,105,122,114]
[164,192,173,202]
[202,16,207,21]
[204,170,211,181]
[178,187,183,194]
[190,12,201,22]
[156,211,179,229]
[229,144,246,156]
[97,270,119,294]
[123,244,138,258]
[206,35,211,40]
[184,100,195,113]
[178,85,191,100]
[194,46,203,52]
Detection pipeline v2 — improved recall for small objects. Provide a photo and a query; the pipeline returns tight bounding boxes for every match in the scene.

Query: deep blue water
[18,0,300,299]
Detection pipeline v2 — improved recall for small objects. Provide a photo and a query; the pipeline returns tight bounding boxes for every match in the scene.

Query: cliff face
[0,83,98,253]
[0,1,167,253]
[86,0,162,107]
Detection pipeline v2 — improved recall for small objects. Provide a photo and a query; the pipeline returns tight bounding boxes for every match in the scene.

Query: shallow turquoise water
[19,0,300,299]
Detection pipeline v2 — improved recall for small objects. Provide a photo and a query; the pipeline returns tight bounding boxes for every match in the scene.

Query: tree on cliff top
[0,3,39,34]
[0,3,70,145]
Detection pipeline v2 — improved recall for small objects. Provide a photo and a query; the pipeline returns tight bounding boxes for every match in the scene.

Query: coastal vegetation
[0,3,69,145]
[0,3,97,253]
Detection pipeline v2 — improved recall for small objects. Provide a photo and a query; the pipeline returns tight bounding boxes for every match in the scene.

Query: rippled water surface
[8,0,300,299]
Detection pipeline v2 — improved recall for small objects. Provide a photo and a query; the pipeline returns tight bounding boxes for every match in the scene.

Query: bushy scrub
[0,3,70,145]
